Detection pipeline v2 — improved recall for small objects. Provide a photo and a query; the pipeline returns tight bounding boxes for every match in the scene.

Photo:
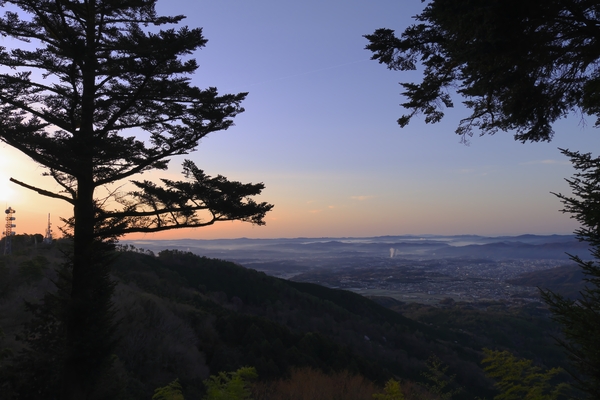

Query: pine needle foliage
[364,0,600,143]
[153,379,185,400]
[372,379,405,400]
[420,354,462,399]
[482,349,569,400]
[542,148,600,398]
[203,367,257,400]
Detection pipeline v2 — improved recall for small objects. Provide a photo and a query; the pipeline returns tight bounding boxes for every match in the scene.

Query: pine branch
[9,177,75,204]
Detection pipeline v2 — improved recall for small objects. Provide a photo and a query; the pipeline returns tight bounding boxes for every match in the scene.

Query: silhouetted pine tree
[542,148,600,398]
[0,1,272,398]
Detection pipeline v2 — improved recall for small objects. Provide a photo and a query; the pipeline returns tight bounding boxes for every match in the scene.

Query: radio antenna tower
[3,207,16,255]
[44,213,53,244]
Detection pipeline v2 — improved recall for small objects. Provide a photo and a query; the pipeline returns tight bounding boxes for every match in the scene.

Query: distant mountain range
[431,240,589,259]
[124,234,589,264]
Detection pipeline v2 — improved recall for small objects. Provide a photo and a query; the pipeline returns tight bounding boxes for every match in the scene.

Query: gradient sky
[1,0,598,239]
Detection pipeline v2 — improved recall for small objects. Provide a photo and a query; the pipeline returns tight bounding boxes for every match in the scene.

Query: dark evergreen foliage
[0,1,272,398]
[1,241,122,400]
[542,149,600,398]
[364,0,600,143]
[0,0,272,237]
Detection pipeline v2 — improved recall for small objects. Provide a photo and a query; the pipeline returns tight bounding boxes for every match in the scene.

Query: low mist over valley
[124,234,588,305]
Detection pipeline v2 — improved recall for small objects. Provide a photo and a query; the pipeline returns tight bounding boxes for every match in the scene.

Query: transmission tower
[3,207,16,255]
[44,213,53,244]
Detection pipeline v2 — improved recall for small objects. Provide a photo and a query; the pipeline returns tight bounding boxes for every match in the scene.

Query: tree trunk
[60,22,116,392]
[60,178,99,399]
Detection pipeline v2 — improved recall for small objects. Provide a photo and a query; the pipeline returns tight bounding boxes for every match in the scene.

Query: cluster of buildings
[291,257,568,304]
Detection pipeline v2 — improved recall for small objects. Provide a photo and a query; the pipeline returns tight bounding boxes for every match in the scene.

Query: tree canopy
[0,0,273,236]
[364,0,600,143]
[482,349,569,400]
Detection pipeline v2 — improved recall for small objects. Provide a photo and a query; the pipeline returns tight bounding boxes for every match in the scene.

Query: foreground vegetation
[0,236,578,399]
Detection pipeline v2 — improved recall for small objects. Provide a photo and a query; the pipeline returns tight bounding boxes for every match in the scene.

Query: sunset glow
[1,1,598,240]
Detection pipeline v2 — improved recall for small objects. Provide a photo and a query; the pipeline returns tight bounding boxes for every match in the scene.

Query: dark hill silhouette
[0,245,575,399]
[110,250,502,397]
[431,240,589,260]
[507,264,587,299]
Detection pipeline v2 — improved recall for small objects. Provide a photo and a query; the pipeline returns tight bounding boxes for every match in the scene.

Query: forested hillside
[0,238,575,399]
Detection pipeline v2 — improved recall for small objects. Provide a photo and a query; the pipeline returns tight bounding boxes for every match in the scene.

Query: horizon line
[120,232,577,241]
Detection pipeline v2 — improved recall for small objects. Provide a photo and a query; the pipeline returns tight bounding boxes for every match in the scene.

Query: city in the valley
[125,234,587,305]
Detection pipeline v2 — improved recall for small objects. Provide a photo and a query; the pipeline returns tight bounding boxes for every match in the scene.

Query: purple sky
[1,0,598,239]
